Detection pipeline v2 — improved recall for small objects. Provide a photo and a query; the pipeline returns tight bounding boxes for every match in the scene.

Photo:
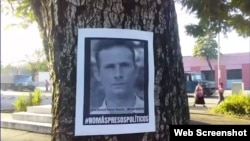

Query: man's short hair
[219,82,224,86]
[94,39,136,69]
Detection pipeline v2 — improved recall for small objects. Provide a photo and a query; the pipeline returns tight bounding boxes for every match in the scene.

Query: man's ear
[93,67,101,82]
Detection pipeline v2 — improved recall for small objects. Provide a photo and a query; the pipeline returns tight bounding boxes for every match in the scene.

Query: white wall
[36,71,50,87]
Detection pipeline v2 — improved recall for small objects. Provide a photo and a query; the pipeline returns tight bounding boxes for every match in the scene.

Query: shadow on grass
[189,120,210,125]
[190,112,218,117]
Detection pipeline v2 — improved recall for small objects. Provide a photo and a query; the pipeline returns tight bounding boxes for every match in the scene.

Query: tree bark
[206,56,214,80]
[206,56,213,71]
[29,0,190,141]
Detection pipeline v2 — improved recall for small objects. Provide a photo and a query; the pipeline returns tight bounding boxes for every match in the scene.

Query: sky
[1,22,43,66]
[1,2,249,66]
[175,3,250,56]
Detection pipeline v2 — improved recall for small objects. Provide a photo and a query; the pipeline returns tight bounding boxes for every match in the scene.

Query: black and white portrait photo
[89,39,146,115]
[75,28,155,136]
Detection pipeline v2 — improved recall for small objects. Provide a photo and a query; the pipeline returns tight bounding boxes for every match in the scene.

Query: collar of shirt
[99,94,144,113]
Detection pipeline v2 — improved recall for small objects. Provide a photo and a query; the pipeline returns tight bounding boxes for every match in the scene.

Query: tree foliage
[179,0,250,37]
[1,64,18,75]
[1,0,35,28]
[3,0,250,37]
[1,48,48,76]
[24,48,49,77]
[193,34,218,71]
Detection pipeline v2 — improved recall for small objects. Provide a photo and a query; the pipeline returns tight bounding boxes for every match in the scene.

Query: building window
[185,73,191,81]
[201,70,215,81]
[227,69,242,80]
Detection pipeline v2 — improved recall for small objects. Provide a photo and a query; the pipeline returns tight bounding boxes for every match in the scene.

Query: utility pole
[217,32,221,84]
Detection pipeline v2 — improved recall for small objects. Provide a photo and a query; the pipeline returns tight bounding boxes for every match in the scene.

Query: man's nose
[114,66,122,79]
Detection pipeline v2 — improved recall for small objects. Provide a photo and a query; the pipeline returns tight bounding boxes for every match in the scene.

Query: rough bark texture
[206,56,214,80]
[206,56,213,72]
[30,0,190,141]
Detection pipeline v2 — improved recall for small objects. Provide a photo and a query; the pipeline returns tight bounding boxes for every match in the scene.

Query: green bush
[211,91,250,118]
[13,90,43,112]
[13,94,29,112]
[31,89,42,106]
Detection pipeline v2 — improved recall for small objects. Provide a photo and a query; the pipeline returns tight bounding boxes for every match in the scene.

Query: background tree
[177,0,249,82]
[193,34,218,79]
[3,0,190,141]
[24,48,49,80]
[1,64,18,75]
[1,0,35,29]
[1,61,31,75]
[179,0,250,37]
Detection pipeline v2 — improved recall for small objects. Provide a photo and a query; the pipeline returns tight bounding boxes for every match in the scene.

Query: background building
[34,71,50,87]
[183,53,250,90]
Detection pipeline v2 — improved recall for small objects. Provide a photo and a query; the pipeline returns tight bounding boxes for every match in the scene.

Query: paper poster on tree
[75,28,155,136]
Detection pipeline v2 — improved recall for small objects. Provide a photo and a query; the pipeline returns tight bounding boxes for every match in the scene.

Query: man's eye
[105,64,114,69]
[121,63,130,67]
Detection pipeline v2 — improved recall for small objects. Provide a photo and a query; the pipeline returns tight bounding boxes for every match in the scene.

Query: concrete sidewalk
[1,107,250,141]
[1,128,51,141]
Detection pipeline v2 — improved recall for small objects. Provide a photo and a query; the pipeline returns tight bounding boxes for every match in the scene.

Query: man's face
[95,46,137,97]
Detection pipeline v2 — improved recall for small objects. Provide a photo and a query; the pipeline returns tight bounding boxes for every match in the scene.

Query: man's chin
[112,90,127,97]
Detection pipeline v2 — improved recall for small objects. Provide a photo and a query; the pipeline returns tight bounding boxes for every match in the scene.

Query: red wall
[183,53,250,90]
[242,63,250,90]
[190,66,200,72]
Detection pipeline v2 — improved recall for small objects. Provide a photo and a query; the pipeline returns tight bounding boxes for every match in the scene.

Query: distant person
[90,40,144,114]
[45,79,50,92]
[193,81,206,107]
[217,82,224,105]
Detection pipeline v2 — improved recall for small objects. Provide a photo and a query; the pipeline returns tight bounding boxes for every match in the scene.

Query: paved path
[1,128,51,141]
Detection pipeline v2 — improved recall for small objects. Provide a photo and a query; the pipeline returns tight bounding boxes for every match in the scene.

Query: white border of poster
[75,28,155,136]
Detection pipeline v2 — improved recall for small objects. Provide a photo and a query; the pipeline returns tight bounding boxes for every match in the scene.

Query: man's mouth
[112,83,125,86]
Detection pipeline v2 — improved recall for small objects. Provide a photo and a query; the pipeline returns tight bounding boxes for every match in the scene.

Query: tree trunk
[206,56,214,80]
[29,0,189,141]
